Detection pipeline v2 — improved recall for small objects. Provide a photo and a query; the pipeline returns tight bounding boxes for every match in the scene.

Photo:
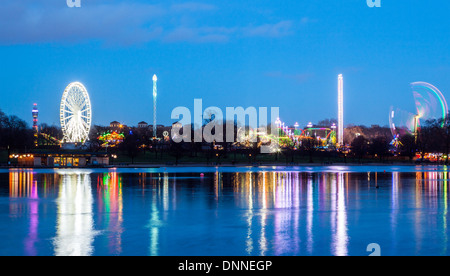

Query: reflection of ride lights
[56,169,94,175]
[54,173,94,256]
[9,171,38,198]
[97,172,123,254]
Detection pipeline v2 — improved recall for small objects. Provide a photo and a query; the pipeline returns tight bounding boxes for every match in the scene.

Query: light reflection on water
[53,173,95,256]
[1,168,450,256]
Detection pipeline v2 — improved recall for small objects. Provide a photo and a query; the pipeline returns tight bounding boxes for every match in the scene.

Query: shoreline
[0,161,445,170]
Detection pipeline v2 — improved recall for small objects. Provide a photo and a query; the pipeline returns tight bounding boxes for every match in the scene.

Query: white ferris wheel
[60,82,92,143]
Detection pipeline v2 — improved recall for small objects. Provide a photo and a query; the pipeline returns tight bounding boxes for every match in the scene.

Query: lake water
[0,165,449,256]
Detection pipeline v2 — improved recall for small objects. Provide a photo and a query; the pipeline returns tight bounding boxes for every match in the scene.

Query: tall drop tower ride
[152,74,158,138]
[338,74,344,146]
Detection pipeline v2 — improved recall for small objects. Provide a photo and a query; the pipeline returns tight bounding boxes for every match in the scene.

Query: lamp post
[307,122,313,137]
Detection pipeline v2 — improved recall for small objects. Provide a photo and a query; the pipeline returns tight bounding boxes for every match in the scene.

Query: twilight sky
[1,0,449,129]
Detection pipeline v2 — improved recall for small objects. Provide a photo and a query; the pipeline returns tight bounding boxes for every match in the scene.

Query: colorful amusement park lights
[98,131,125,147]
[389,81,449,138]
[275,118,337,148]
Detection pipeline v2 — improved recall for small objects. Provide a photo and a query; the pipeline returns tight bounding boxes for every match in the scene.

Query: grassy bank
[110,150,415,166]
[0,148,420,168]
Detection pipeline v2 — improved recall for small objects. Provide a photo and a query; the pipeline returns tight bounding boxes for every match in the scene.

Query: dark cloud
[0,0,299,45]
[0,1,164,44]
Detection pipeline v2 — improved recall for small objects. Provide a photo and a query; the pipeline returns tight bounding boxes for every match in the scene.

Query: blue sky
[1,0,449,128]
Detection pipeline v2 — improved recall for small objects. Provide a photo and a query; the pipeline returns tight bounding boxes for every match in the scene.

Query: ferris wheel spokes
[60,82,92,143]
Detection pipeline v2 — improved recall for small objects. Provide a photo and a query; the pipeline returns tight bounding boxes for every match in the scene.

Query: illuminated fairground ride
[389,82,448,148]
[390,135,403,148]
[98,131,125,147]
[60,82,92,143]
[233,127,279,152]
[232,118,338,152]
[39,133,62,146]
[274,118,337,149]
